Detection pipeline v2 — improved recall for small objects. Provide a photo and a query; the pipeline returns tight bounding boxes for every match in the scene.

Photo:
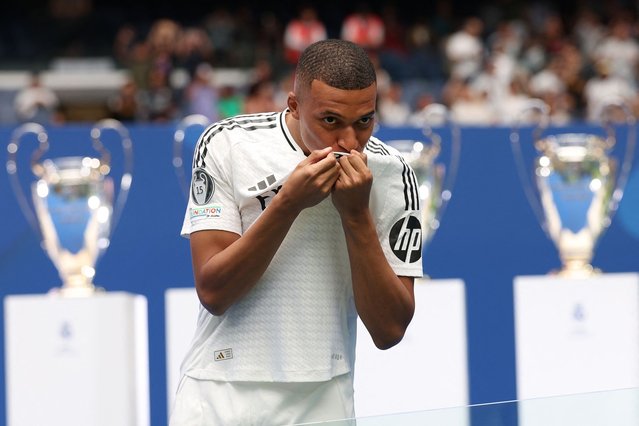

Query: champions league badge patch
[389,216,422,263]
[191,168,215,205]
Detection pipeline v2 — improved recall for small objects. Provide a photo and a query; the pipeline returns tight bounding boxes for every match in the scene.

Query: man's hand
[277,147,341,213]
[331,149,372,217]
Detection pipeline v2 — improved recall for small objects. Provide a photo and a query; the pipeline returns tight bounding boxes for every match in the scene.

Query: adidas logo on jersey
[214,348,233,361]
[248,174,276,191]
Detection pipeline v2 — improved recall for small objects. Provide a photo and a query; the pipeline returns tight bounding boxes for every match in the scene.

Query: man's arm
[332,151,416,349]
[341,209,415,350]
[191,147,340,315]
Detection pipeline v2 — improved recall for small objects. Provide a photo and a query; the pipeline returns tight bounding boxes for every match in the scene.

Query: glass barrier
[299,387,639,426]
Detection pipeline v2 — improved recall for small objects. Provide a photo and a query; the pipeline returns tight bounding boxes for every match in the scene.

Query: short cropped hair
[295,39,377,93]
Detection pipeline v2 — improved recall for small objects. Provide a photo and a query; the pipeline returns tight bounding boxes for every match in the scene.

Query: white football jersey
[180,111,423,382]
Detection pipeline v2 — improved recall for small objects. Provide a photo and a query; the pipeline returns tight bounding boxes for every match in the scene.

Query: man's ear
[287,92,300,119]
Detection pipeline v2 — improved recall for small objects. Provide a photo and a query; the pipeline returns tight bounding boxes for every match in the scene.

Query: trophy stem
[52,284,103,298]
[555,258,600,279]
[50,274,105,297]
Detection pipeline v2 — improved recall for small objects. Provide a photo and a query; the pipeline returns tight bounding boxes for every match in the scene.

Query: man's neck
[284,110,309,154]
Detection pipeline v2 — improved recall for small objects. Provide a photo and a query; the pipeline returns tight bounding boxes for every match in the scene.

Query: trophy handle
[383,103,460,246]
[6,122,50,233]
[422,103,461,215]
[90,118,134,232]
[173,114,212,199]
[598,98,636,213]
[510,99,553,233]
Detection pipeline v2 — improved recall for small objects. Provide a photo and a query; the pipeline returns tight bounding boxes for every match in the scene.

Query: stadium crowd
[3,0,639,126]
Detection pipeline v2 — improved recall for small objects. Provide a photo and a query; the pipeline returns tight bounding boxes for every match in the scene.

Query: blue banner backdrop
[1,123,638,425]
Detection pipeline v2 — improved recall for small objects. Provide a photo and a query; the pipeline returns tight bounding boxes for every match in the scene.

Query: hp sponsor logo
[390,216,422,263]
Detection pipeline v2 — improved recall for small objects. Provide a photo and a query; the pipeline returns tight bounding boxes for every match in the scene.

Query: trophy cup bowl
[385,104,460,246]
[511,99,636,278]
[6,119,133,296]
[173,114,212,199]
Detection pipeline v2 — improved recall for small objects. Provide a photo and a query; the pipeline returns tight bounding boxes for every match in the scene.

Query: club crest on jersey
[191,168,215,205]
[389,216,422,263]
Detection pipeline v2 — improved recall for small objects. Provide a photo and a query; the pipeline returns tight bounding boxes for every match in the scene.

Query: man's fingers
[305,147,333,164]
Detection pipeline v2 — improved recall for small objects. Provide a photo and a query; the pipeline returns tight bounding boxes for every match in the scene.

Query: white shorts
[169,373,355,426]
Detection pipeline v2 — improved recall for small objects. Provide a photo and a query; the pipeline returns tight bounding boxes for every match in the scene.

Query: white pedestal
[164,280,469,422]
[517,388,639,426]
[514,272,639,401]
[164,287,200,417]
[4,292,150,426]
[354,278,469,420]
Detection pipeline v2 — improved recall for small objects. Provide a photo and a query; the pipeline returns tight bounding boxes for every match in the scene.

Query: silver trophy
[173,114,211,199]
[6,119,133,296]
[511,98,636,278]
[385,104,461,246]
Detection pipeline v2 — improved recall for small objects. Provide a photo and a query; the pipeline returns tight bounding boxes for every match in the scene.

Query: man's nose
[336,127,359,151]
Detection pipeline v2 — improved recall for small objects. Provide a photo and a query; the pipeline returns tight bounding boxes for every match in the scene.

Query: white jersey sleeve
[366,138,424,278]
[181,122,242,238]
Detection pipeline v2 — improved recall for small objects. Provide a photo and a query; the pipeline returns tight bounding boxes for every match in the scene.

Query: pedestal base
[354,278,469,419]
[514,272,639,400]
[4,292,150,426]
[164,287,201,417]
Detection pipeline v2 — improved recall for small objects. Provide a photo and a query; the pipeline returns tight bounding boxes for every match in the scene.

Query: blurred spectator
[146,18,180,87]
[583,59,636,122]
[498,76,534,125]
[369,52,391,96]
[229,6,260,67]
[127,41,152,91]
[486,20,526,59]
[107,78,142,122]
[113,24,139,68]
[554,41,589,118]
[408,92,439,127]
[138,67,177,122]
[444,16,485,80]
[242,80,278,114]
[13,72,61,124]
[377,82,411,126]
[573,6,606,60]
[379,4,406,55]
[529,57,575,125]
[592,17,639,88]
[203,7,237,67]
[46,0,96,57]
[218,86,243,119]
[469,49,517,119]
[429,0,456,43]
[273,69,295,111]
[148,18,181,58]
[182,62,219,121]
[446,78,495,125]
[283,4,327,65]
[539,12,566,56]
[174,27,214,78]
[519,34,547,75]
[252,58,276,85]
[403,21,446,82]
[340,3,385,52]
[254,11,286,75]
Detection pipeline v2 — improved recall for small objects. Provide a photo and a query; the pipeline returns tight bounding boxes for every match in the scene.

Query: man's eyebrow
[319,110,376,119]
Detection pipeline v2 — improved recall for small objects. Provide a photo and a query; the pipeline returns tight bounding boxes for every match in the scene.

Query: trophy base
[551,263,602,280]
[48,284,105,298]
